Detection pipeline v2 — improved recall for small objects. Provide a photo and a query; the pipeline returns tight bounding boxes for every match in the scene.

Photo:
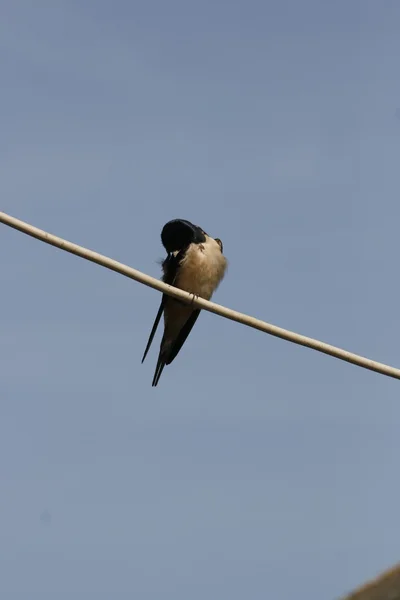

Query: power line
[1,210,399,381]
[341,561,400,599]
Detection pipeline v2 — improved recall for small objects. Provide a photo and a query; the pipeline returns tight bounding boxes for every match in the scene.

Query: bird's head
[161,219,206,253]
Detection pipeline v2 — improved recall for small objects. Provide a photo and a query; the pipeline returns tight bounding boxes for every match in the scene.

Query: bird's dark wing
[152,309,201,387]
[166,309,201,365]
[141,251,184,364]
[161,219,206,253]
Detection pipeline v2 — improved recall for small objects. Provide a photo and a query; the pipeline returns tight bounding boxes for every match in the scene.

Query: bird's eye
[215,238,223,252]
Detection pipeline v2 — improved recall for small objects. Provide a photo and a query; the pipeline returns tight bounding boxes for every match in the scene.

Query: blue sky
[2,1,400,598]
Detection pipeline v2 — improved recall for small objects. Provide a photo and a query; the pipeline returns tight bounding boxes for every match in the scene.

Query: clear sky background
[2,1,400,598]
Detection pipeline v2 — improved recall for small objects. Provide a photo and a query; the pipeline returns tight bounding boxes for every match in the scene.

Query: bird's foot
[190,292,199,306]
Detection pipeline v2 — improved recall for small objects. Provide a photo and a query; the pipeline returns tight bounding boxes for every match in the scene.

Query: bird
[142,219,227,386]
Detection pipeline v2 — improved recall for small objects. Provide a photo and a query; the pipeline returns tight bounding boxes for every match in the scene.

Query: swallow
[142,219,227,386]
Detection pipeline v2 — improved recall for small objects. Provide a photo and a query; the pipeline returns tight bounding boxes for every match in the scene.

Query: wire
[341,561,400,599]
[1,210,399,381]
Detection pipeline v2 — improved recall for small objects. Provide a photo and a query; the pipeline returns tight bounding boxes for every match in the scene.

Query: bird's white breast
[176,236,227,300]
